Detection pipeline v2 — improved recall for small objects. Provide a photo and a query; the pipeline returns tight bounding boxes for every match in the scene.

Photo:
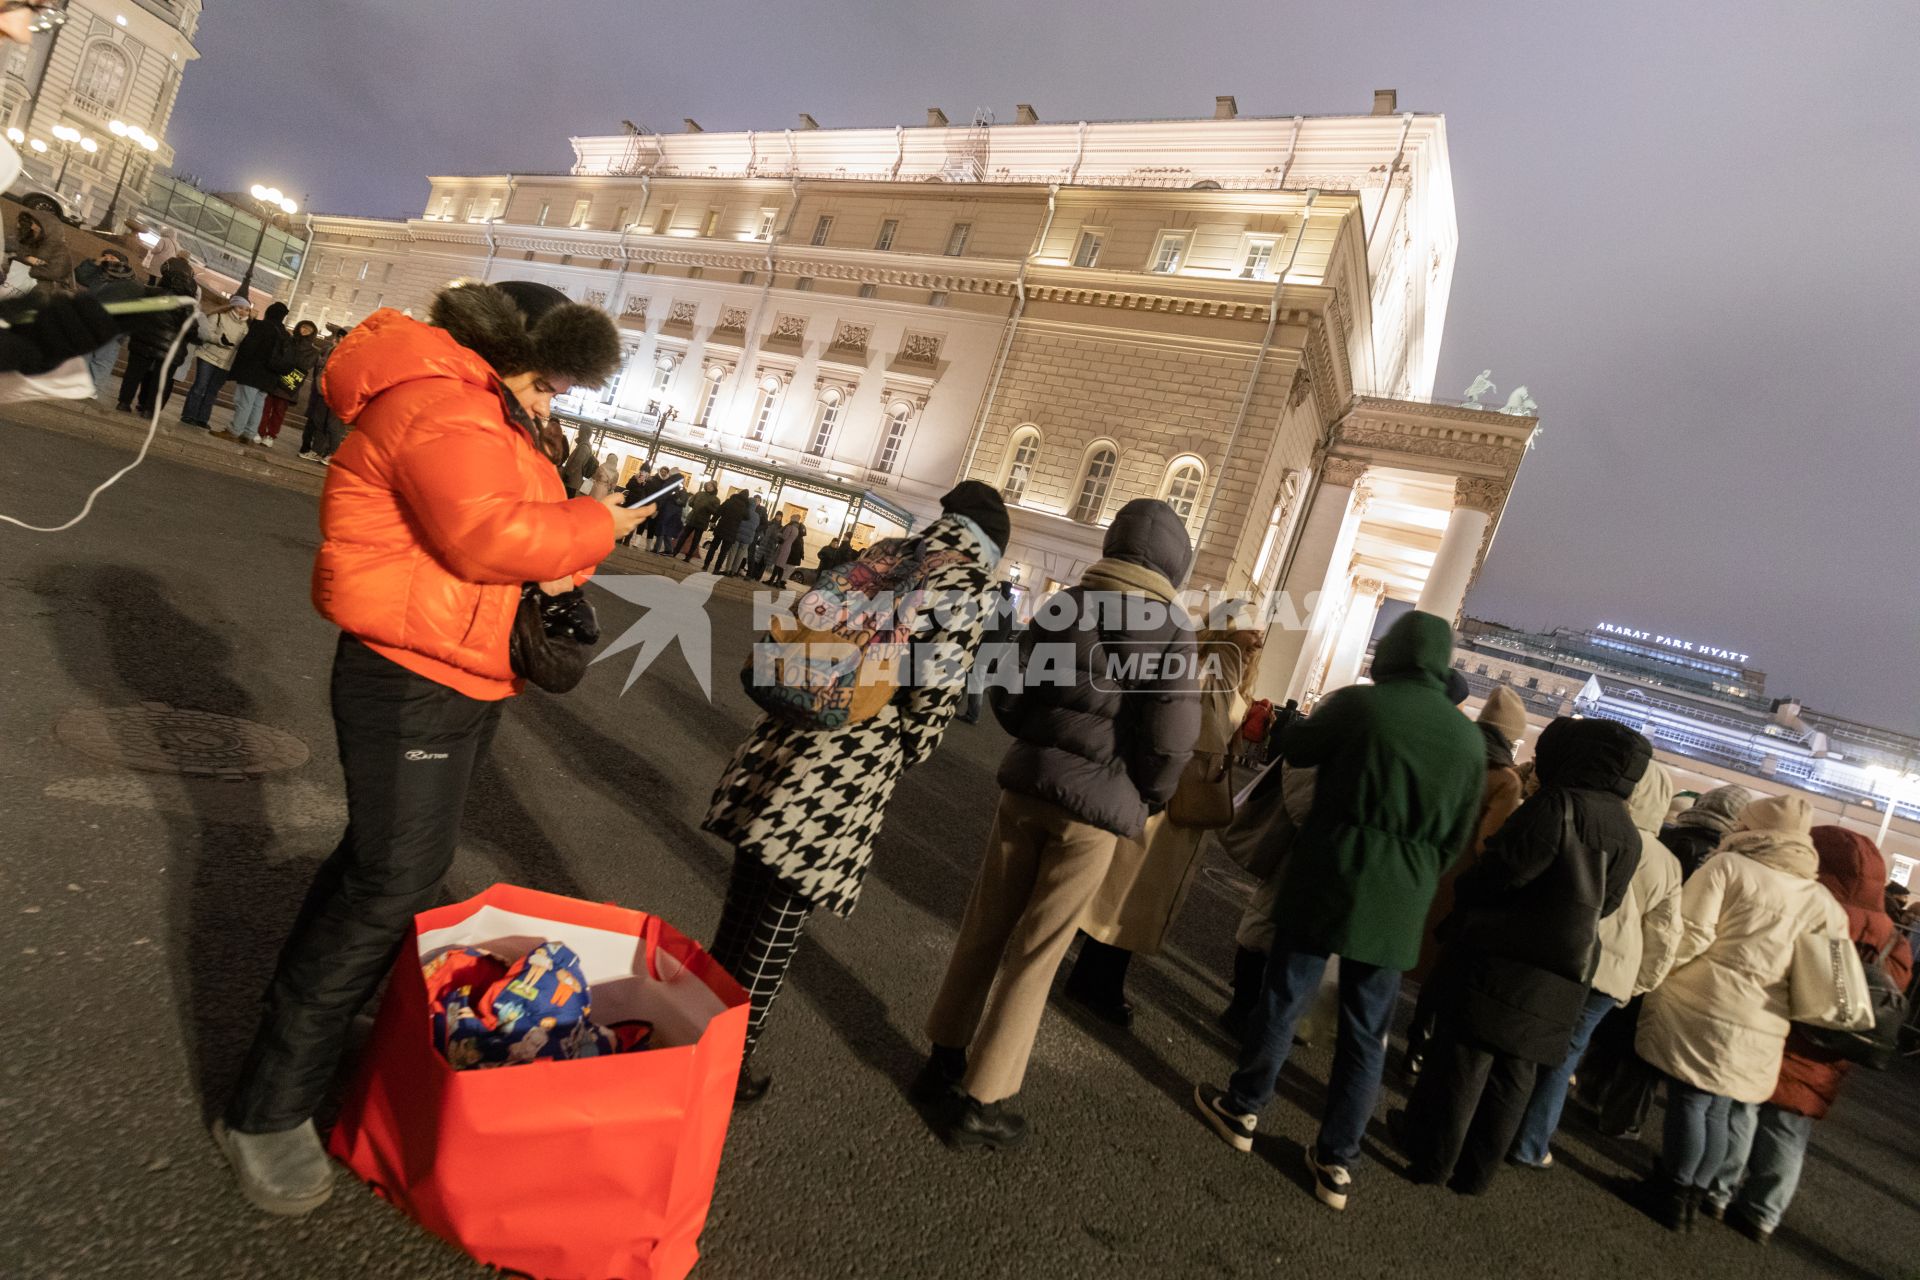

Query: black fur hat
[429,281,621,388]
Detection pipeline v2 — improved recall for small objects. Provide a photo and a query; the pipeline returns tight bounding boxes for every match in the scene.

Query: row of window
[999,426,1206,526]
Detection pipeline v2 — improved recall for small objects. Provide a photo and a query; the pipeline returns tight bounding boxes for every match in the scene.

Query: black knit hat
[939,480,1010,556]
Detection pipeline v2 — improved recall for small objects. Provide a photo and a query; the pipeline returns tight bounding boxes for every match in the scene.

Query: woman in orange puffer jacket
[217,281,650,1218]
[1702,825,1913,1245]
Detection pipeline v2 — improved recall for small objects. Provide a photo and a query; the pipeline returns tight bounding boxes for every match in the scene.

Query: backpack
[1797,935,1909,1070]
[742,538,969,730]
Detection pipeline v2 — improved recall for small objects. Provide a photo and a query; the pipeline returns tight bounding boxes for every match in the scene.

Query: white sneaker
[259,438,276,448]
[297,449,319,461]
[212,1119,334,1216]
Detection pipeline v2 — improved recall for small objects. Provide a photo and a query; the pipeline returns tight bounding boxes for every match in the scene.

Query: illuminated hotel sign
[1595,622,1750,666]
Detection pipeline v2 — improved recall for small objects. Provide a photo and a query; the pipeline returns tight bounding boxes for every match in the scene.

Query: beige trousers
[925,789,1120,1104]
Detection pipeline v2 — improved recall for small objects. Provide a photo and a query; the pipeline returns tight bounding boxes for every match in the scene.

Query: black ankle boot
[1218,946,1267,1037]
[940,1096,1029,1151]
[910,1045,967,1105]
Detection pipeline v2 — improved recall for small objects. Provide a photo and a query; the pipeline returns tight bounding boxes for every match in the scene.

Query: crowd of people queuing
[163,264,1909,1262]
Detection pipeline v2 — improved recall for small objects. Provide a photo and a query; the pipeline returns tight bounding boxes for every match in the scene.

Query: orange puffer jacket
[313,308,614,700]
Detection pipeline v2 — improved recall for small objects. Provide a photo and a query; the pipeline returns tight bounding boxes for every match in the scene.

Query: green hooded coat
[1270,610,1487,971]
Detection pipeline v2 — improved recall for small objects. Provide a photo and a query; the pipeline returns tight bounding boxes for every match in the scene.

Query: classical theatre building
[292,93,1539,706]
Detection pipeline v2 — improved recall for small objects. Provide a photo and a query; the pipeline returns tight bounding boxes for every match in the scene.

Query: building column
[1414,476,1503,626]
[1252,457,1372,705]
[1320,576,1387,694]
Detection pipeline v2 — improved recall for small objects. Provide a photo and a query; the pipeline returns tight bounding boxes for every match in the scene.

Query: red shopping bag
[327,884,748,1280]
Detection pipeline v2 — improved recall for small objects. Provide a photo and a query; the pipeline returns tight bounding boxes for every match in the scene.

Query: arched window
[1000,425,1041,503]
[807,386,845,457]
[1161,457,1205,521]
[72,43,130,115]
[873,401,912,474]
[1071,444,1118,523]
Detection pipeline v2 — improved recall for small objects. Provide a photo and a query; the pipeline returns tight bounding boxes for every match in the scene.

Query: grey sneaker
[212,1119,334,1216]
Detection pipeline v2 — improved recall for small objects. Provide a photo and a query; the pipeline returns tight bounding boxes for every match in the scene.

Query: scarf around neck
[1080,557,1177,604]
[1723,829,1819,880]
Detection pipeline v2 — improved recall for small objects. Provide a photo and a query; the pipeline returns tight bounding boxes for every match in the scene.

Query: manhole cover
[56,703,310,777]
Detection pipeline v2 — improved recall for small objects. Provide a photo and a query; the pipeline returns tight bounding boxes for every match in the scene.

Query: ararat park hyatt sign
[1595,621,1751,666]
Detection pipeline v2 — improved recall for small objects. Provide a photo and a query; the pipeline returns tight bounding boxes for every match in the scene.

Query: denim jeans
[1662,1077,1755,1188]
[1225,946,1401,1166]
[230,383,268,441]
[1706,1102,1813,1229]
[1510,987,1619,1165]
[183,359,228,423]
[86,336,126,396]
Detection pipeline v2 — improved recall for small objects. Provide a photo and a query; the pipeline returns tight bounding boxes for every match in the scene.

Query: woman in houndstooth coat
[703,484,1010,1103]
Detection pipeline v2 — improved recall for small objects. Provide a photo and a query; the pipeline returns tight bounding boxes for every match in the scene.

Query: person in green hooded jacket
[1194,609,1485,1213]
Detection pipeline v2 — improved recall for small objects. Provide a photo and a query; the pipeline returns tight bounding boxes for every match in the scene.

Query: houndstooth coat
[703,515,996,916]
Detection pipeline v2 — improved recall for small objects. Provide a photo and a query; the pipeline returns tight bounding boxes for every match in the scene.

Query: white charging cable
[0,305,200,533]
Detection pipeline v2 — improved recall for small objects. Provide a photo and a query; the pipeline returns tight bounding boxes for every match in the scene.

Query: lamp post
[644,399,680,469]
[234,183,298,302]
[1868,768,1919,849]
[94,120,160,232]
[50,124,95,190]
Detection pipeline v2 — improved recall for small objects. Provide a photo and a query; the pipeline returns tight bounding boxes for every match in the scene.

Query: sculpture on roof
[1500,386,1538,416]
[1460,370,1496,408]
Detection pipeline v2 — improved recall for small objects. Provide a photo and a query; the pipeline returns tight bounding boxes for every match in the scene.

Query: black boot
[734,1064,772,1108]
[910,1044,967,1106]
[940,1095,1029,1151]
[1218,946,1266,1039]
[1639,1176,1697,1233]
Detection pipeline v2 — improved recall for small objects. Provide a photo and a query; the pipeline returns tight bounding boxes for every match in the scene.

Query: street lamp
[233,182,298,302]
[93,120,160,232]
[50,123,95,190]
[644,399,680,469]
[1867,767,1920,849]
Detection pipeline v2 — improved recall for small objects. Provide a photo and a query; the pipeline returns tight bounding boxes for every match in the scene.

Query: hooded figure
[114,257,201,416]
[704,482,1005,1104]
[922,498,1198,1148]
[1704,826,1914,1241]
[1400,717,1648,1193]
[1661,784,1754,879]
[1635,794,1851,1229]
[13,209,75,296]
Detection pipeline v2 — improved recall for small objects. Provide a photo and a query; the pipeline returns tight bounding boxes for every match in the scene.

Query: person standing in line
[1701,825,1912,1246]
[766,515,804,586]
[704,487,749,572]
[750,510,786,580]
[1192,610,1485,1213]
[728,494,763,575]
[679,479,720,559]
[181,294,250,428]
[1632,795,1850,1232]
[651,479,686,554]
[588,452,620,499]
[1064,620,1261,1023]
[1661,784,1755,880]
[704,483,1008,1104]
[1396,718,1648,1194]
[216,280,646,1216]
[114,256,200,417]
[561,429,596,494]
[257,318,320,446]
[1508,759,1683,1168]
[296,325,344,461]
[213,300,291,446]
[76,247,143,396]
[920,499,1199,1150]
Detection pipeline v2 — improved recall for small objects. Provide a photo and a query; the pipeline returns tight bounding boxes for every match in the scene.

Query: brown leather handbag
[1167,749,1235,829]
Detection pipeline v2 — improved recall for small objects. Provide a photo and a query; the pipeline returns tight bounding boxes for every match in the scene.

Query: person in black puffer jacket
[1398,716,1650,1194]
[114,256,199,417]
[920,498,1200,1150]
[217,300,291,446]
[1660,784,1753,880]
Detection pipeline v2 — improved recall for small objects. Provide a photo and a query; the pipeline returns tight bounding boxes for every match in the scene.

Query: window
[1162,460,1204,520]
[483,197,502,222]
[652,204,675,234]
[928,290,949,308]
[757,208,779,240]
[651,359,675,395]
[807,394,843,456]
[535,200,550,227]
[703,207,721,237]
[380,263,394,283]
[1150,232,1189,274]
[1072,447,1117,523]
[749,385,781,442]
[698,378,723,426]
[875,219,898,251]
[570,198,591,228]
[1072,230,1104,269]
[945,222,972,256]
[72,43,130,114]
[857,283,877,299]
[874,406,910,474]
[613,205,629,230]
[1241,237,1277,279]
[810,215,834,246]
[740,270,757,285]
[455,198,471,222]
[1002,427,1040,503]
[795,277,814,292]
[357,261,370,282]
[434,195,454,220]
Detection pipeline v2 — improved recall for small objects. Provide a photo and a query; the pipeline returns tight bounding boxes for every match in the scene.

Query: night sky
[169,1,1919,730]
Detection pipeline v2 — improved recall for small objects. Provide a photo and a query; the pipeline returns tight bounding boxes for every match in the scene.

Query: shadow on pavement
[36,562,317,1123]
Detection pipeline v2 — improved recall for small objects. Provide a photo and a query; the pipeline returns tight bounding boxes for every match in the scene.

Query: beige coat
[1637,833,1848,1102]
[1591,762,1684,1004]
[1081,681,1245,954]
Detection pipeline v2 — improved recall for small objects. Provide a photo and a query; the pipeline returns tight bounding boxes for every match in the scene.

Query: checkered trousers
[708,854,814,1063]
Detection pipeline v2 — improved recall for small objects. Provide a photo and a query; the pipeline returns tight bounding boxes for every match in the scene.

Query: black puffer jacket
[126,258,201,361]
[229,301,291,393]
[711,491,751,544]
[1439,717,1651,1063]
[991,499,1200,838]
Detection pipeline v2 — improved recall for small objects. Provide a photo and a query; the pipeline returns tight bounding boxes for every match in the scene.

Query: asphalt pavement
[2,409,1915,1279]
